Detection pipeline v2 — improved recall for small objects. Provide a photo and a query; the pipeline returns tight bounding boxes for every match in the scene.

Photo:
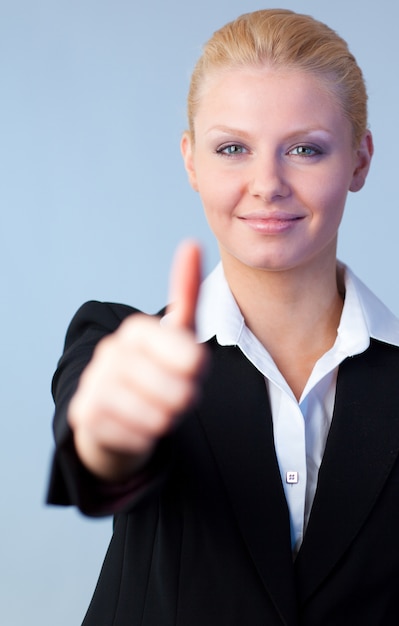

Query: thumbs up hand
[68,241,208,481]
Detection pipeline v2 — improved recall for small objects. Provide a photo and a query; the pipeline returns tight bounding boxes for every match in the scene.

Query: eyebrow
[205,125,252,138]
[205,125,335,140]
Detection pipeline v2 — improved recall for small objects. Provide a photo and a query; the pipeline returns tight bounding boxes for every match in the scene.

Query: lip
[238,211,305,234]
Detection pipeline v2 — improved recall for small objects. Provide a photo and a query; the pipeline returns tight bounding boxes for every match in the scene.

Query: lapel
[295,340,399,604]
[197,340,298,626]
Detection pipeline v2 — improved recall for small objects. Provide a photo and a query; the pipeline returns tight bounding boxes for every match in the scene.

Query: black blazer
[48,301,399,625]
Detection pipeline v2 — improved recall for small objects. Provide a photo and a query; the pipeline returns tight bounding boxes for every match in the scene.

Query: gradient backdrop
[1,1,397,623]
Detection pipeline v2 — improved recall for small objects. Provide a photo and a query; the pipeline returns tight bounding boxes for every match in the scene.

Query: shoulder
[67,300,140,336]
[339,339,399,399]
[63,300,165,351]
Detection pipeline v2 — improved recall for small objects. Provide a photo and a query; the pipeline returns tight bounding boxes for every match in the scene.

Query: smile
[238,212,305,234]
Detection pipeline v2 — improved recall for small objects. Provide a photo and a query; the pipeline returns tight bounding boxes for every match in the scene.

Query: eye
[288,145,321,157]
[216,143,248,156]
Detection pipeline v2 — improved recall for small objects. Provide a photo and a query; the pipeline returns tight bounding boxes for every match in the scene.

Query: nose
[248,153,290,202]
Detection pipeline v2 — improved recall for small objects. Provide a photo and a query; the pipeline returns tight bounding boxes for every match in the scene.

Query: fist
[68,241,208,481]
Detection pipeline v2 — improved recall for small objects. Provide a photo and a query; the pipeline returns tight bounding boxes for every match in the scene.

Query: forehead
[194,66,347,132]
[199,65,339,107]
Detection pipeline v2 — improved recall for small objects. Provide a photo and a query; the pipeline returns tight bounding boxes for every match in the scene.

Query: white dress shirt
[189,261,399,554]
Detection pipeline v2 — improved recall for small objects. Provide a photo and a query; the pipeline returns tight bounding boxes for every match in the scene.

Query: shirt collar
[195,260,399,352]
[195,262,244,345]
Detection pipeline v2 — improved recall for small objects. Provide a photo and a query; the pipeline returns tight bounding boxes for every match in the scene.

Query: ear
[349,130,374,192]
[181,131,199,192]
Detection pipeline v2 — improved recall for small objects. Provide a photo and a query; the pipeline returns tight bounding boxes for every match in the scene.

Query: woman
[48,9,399,625]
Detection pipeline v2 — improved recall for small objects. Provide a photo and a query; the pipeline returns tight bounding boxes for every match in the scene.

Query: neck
[220,252,344,400]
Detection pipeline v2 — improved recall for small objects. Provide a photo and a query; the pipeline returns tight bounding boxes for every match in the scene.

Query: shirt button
[286,471,299,484]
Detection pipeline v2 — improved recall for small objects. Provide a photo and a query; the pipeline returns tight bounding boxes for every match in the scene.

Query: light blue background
[1,1,397,624]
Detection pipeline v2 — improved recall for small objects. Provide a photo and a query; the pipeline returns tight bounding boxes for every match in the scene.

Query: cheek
[197,174,236,217]
[303,168,350,219]
[323,177,351,217]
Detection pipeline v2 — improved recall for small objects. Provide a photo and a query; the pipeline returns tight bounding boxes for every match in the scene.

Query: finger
[167,240,202,331]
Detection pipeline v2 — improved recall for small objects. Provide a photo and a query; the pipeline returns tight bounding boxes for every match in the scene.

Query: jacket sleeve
[46,300,169,517]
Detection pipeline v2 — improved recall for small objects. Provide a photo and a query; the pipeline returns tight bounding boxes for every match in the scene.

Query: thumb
[167,240,202,331]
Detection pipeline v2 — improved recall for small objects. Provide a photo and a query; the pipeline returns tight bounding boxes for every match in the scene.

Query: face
[182,67,372,276]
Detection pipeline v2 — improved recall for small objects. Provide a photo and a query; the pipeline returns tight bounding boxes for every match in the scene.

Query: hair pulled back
[187,9,368,146]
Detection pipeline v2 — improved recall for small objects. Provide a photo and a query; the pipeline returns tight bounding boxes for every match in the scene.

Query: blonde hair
[187,9,368,146]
